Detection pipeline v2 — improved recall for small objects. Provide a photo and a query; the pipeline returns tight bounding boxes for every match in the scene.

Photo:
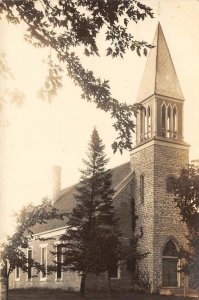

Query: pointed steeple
[137,23,184,102]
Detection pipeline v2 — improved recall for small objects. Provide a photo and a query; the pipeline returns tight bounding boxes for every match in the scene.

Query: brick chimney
[52,165,61,204]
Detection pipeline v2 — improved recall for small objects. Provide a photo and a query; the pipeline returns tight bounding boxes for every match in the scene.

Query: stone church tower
[131,23,189,291]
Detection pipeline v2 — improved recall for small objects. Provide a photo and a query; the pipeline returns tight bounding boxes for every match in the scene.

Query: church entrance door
[162,257,178,287]
[162,240,179,287]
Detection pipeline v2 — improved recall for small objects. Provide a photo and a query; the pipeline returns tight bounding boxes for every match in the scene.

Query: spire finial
[157,0,160,18]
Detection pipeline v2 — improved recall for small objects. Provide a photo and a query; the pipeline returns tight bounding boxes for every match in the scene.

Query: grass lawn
[1,289,197,300]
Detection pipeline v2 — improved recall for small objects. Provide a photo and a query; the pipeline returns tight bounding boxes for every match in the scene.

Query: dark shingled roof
[33,161,131,234]
[137,23,184,102]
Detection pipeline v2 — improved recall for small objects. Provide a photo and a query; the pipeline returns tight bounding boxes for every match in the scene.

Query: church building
[10,24,190,294]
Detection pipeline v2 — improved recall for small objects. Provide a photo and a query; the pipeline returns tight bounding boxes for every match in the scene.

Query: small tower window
[140,175,145,203]
[161,104,166,137]
[166,176,176,194]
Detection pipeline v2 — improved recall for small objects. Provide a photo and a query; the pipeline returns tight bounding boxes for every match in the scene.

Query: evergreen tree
[174,163,199,289]
[59,128,121,296]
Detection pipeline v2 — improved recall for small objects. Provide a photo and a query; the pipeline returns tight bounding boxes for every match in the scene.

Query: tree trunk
[5,276,9,300]
[108,275,111,294]
[80,272,87,297]
[108,273,111,290]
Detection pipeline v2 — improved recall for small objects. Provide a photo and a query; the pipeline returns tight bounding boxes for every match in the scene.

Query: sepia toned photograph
[0,1,199,299]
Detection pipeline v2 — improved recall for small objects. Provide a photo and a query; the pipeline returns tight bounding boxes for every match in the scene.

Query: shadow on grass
[1,288,197,300]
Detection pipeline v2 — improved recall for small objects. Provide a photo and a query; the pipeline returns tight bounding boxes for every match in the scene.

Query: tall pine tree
[60,128,121,296]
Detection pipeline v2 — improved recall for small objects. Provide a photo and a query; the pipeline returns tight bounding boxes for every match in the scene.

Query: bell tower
[131,23,189,291]
[135,23,184,145]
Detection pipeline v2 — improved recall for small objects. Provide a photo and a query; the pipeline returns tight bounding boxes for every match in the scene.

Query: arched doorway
[162,240,179,287]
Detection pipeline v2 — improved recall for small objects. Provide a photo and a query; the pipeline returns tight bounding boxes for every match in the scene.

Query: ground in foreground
[1,289,197,300]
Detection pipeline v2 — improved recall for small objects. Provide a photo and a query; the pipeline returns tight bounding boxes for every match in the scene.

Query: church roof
[32,161,132,234]
[137,23,184,102]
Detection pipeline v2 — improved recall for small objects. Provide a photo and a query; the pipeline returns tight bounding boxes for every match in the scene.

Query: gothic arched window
[144,108,147,137]
[163,240,178,257]
[147,106,151,138]
[161,104,166,137]
[140,108,146,141]
[173,106,177,138]
[162,240,179,287]
[167,105,172,138]
[139,105,152,141]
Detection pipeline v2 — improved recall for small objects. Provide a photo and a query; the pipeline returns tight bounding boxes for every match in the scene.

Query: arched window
[167,105,172,138]
[162,240,179,287]
[147,106,151,138]
[166,176,176,194]
[161,104,166,137]
[173,107,177,139]
[144,108,147,138]
[163,240,178,257]
[140,108,146,141]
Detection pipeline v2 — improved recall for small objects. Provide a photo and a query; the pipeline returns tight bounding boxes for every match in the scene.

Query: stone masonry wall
[130,140,189,292]
[110,180,135,290]
[153,143,189,289]
[130,144,155,290]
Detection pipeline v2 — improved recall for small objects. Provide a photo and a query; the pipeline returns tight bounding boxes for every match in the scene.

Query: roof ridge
[113,171,134,198]
[55,161,130,204]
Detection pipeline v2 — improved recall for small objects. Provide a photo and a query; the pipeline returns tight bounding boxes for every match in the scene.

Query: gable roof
[137,23,184,102]
[33,161,132,234]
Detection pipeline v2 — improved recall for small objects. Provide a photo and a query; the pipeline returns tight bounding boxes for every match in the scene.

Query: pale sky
[0,0,199,235]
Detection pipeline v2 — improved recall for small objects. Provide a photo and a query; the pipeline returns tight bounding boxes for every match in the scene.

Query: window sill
[40,277,47,281]
[55,278,63,282]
